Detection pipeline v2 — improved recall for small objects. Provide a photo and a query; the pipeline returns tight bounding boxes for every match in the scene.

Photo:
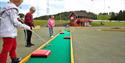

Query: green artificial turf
[26,31,71,63]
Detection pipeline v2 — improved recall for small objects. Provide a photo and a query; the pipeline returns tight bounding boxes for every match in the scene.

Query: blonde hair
[30,7,36,12]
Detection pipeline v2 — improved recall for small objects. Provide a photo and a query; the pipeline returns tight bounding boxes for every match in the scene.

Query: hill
[34,10,97,20]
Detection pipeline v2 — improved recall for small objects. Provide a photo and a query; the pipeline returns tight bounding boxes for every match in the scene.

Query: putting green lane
[26,31,71,63]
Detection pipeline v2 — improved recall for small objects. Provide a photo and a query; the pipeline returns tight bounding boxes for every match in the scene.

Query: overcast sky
[0,0,125,17]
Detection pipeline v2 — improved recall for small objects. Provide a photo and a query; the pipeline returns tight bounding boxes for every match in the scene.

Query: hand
[27,26,31,30]
[32,25,35,28]
[25,25,31,30]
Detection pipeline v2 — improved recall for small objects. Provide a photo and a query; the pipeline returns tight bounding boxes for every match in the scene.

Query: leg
[9,38,20,63]
[9,38,16,59]
[24,30,27,45]
[28,30,32,45]
[51,28,54,36]
[49,28,52,37]
[0,38,14,63]
[26,30,32,45]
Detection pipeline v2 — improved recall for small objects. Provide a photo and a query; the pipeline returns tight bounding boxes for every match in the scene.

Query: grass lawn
[91,21,125,26]
[33,20,70,26]
[33,20,125,27]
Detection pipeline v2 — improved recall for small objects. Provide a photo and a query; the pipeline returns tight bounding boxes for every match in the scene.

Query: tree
[109,10,125,21]
[97,13,111,20]
[117,10,125,20]
[109,12,117,20]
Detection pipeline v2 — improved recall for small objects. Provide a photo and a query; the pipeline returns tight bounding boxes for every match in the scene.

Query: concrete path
[71,27,125,63]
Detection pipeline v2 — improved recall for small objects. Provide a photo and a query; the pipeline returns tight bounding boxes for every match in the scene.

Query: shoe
[50,36,54,38]
[11,58,21,63]
[30,43,34,46]
[25,45,31,47]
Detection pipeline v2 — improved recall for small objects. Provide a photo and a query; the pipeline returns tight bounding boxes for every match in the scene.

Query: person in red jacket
[24,7,36,47]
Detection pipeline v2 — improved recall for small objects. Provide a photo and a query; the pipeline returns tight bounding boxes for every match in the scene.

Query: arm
[8,9,30,30]
[53,19,55,27]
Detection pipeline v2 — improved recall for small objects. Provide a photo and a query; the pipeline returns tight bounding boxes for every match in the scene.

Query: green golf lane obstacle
[26,31,71,63]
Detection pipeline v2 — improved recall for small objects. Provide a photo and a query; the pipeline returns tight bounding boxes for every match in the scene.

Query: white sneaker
[51,36,54,38]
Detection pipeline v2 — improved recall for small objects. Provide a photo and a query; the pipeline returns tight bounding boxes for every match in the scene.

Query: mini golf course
[19,30,74,63]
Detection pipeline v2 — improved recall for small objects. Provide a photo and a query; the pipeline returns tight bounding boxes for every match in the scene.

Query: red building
[68,11,92,26]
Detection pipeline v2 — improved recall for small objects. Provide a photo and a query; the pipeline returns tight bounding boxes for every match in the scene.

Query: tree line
[19,10,125,21]
[34,10,97,20]
[109,10,125,21]
[98,10,125,21]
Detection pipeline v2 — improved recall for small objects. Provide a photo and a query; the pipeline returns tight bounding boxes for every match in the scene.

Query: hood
[3,2,18,11]
[0,2,18,16]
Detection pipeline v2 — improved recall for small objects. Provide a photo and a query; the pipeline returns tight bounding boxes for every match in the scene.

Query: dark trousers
[24,30,32,45]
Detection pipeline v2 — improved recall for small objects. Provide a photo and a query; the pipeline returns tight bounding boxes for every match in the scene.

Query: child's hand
[26,26,31,30]
[24,25,31,30]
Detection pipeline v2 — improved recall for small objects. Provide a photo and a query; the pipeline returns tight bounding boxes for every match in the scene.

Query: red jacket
[24,12,34,29]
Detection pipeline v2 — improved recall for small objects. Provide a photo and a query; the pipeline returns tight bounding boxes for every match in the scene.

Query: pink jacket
[48,18,55,28]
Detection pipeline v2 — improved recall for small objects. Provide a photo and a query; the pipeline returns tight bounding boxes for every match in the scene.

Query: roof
[69,11,88,18]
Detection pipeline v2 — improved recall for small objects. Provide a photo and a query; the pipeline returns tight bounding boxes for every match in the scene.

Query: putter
[31,30,45,42]
[32,30,53,47]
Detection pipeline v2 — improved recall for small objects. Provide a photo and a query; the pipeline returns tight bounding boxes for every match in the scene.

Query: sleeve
[8,9,31,30]
[53,20,55,27]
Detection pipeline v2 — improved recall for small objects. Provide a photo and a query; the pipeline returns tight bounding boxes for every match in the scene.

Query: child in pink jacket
[48,15,55,37]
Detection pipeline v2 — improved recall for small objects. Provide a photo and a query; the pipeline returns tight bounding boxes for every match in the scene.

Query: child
[0,0,31,63]
[48,15,55,38]
[24,7,35,47]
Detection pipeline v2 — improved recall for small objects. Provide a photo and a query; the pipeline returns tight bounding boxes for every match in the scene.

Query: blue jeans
[49,28,54,37]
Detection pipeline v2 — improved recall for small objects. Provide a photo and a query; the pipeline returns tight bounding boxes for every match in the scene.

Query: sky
[0,0,125,17]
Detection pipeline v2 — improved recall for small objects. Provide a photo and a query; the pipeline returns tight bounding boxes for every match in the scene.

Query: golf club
[31,30,53,47]
[31,30,45,42]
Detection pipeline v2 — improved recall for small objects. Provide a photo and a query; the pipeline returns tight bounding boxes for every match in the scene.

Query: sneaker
[11,58,21,63]
[50,36,54,38]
